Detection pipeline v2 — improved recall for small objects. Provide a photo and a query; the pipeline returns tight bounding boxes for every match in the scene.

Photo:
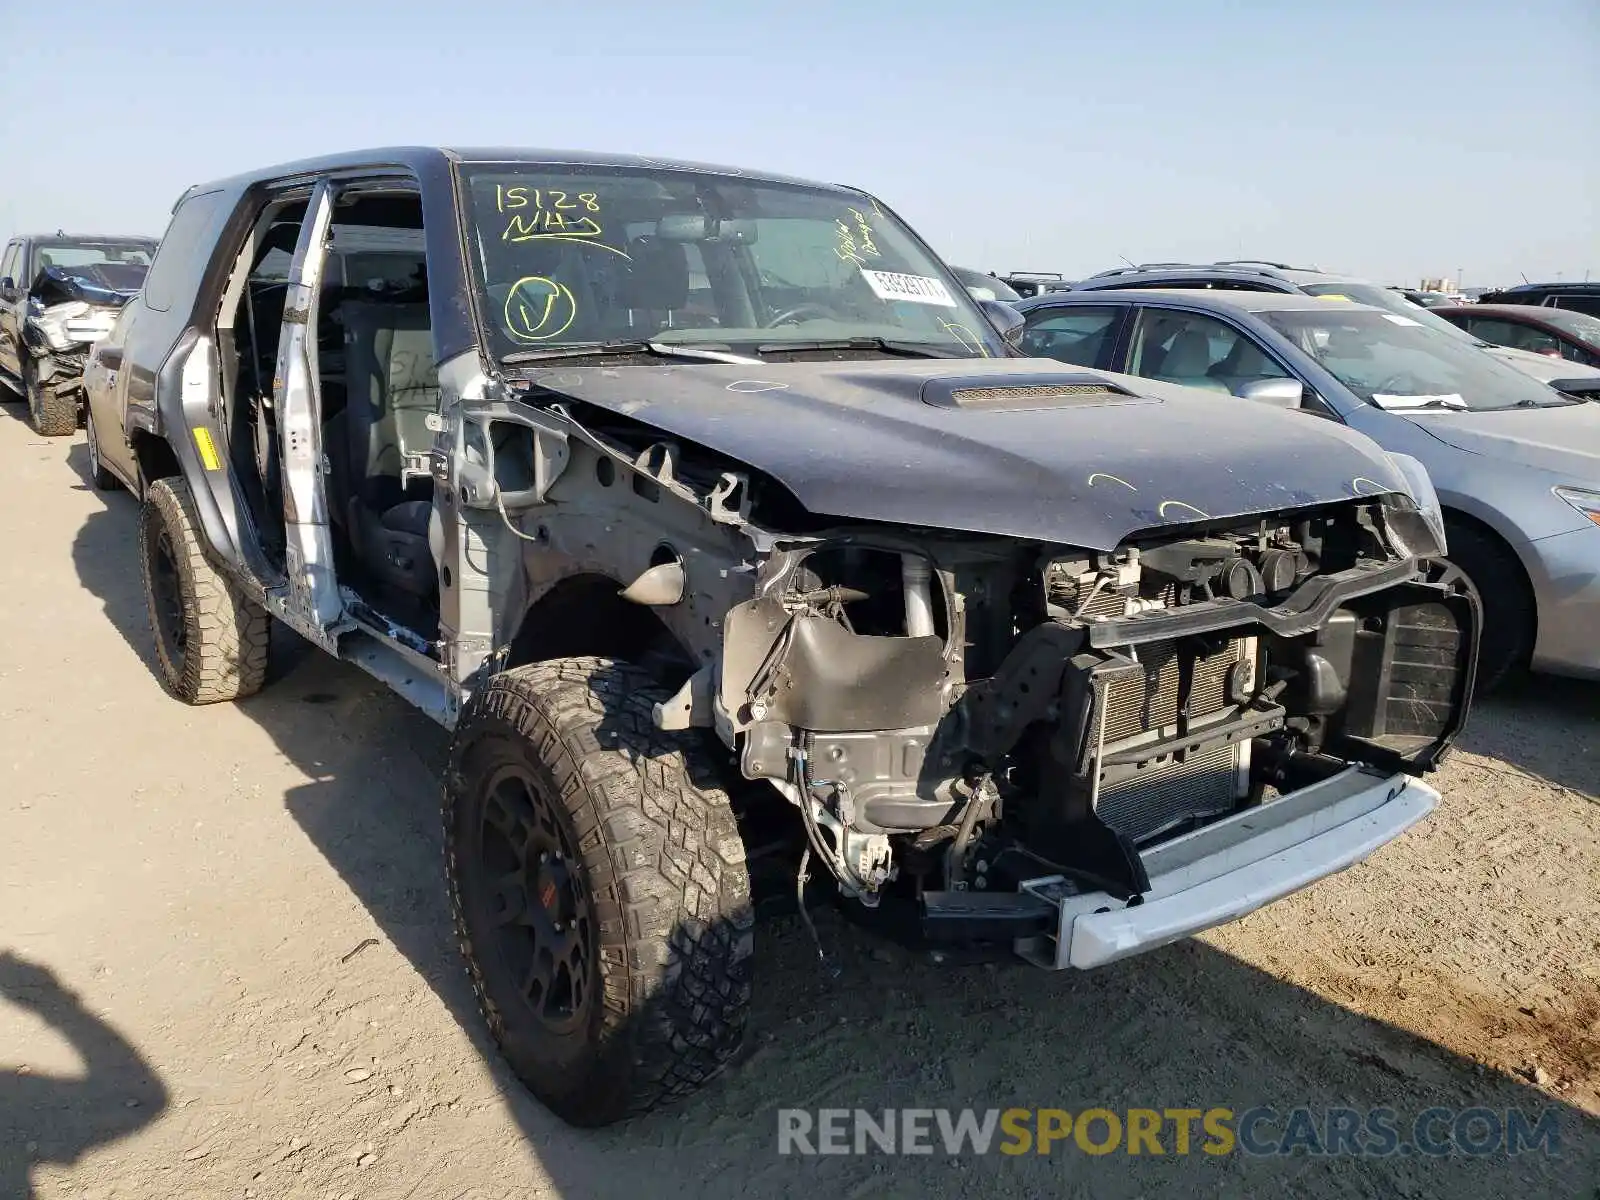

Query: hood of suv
[1404,399,1600,478]
[522,357,1408,550]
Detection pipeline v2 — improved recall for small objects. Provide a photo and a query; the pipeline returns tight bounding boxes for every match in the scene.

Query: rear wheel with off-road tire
[24,360,77,437]
[1443,517,1534,693]
[139,476,271,704]
[444,657,753,1127]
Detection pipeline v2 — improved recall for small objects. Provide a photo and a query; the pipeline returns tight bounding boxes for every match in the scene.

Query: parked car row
[987,260,1600,400]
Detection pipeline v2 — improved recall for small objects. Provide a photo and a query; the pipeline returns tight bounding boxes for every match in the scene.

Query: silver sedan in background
[1015,288,1600,688]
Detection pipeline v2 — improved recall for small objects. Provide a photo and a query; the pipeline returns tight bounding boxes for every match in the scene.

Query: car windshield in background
[1296,281,1476,342]
[1535,306,1600,344]
[34,241,154,271]
[30,241,155,292]
[458,165,1005,361]
[1263,308,1574,412]
[951,266,1022,303]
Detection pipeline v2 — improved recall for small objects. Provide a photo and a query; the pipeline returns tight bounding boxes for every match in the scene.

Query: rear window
[143,190,230,313]
[1550,295,1600,319]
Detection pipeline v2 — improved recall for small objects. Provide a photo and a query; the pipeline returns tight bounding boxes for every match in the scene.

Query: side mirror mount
[1237,377,1306,409]
[979,298,1026,349]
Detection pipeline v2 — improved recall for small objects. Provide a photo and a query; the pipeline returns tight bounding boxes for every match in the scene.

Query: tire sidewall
[23,359,38,428]
[1442,521,1533,690]
[446,702,627,1116]
[87,410,102,480]
[139,481,198,697]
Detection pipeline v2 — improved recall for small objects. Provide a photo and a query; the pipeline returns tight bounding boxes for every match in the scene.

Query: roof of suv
[1485,281,1600,296]
[189,146,852,198]
[1023,287,1375,316]
[14,234,156,244]
[1070,262,1392,294]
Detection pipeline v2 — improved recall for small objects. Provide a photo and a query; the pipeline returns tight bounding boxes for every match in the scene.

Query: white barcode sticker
[860,269,958,307]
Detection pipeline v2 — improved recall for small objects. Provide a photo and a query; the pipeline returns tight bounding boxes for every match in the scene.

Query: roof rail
[1216,259,1318,272]
[1088,262,1292,281]
[1086,262,1205,278]
[1003,270,1065,280]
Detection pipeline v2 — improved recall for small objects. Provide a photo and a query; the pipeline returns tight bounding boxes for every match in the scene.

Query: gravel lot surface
[1,403,1595,1198]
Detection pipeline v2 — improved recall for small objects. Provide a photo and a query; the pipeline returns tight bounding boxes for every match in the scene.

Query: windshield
[33,241,153,272]
[459,164,1005,361]
[1263,308,1575,411]
[1296,281,1479,343]
[1534,307,1600,344]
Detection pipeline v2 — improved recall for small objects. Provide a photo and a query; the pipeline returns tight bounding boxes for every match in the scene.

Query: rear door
[84,304,142,485]
[269,178,342,635]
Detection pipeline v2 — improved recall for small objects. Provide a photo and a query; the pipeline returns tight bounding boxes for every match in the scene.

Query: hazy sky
[1,0,1594,289]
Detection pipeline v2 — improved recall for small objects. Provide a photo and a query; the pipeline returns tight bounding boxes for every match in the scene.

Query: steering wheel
[764,302,841,328]
[1371,373,1417,394]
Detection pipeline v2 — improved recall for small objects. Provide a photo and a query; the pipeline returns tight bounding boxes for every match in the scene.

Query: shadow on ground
[67,494,1600,1200]
[1461,674,1598,801]
[0,953,169,1200]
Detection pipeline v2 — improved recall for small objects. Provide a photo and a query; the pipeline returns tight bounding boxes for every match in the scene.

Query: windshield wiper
[1399,399,1471,411]
[1510,396,1580,408]
[501,340,762,366]
[645,341,764,365]
[754,337,971,359]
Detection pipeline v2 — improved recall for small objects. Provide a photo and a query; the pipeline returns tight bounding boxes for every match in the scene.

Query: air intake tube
[901,554,935,638]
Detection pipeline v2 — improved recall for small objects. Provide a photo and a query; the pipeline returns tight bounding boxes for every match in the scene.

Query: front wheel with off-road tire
[139,477,271,703]
[444,657,753,1127]
[24,360,77,437]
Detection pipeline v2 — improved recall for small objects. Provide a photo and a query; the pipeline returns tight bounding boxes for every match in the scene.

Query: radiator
[1092,637,1251,844]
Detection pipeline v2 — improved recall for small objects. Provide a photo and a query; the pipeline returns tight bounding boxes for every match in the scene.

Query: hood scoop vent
[921,372,1149,411]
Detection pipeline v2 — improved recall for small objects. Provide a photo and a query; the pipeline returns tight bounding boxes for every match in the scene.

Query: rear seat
[326,299,440,598]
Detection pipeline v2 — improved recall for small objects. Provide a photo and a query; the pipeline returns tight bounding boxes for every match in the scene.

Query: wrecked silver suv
[102,148,1477,1128]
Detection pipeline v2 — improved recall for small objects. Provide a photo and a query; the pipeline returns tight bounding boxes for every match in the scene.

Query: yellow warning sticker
[193,427,223,472]
[1315,293,1352,302]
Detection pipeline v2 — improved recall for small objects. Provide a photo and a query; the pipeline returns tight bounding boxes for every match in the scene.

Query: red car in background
[1435,303,1600,370]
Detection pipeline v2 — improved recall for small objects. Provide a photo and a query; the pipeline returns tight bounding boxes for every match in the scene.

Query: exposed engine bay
[466,360,1480,961]
[703,500,1473,913]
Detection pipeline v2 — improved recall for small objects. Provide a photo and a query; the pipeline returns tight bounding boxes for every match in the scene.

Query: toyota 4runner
[94,147,1479,1127]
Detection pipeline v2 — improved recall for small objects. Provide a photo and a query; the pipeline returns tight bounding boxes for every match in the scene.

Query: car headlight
[64,309,117,344]
[34,302,116,350]
[1385,451,1448,555]
[1553,486,1600,529]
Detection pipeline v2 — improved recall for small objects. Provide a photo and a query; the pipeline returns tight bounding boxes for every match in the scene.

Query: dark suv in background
[0,233,156,434]
[1477,282,1600,317]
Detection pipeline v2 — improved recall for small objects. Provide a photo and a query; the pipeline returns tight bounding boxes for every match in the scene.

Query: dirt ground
[0,402,1595,1200]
